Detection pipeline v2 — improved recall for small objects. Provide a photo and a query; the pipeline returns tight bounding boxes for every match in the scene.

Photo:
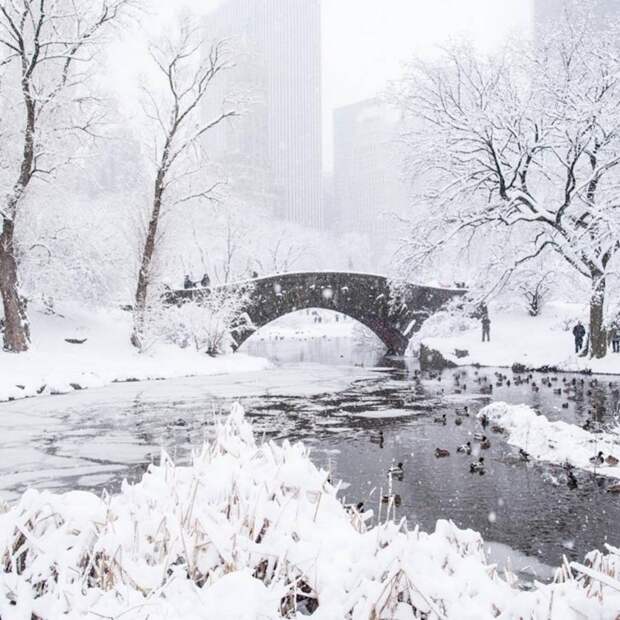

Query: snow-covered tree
[0,0,134,352]
[131,21,237,349]
[394,20,620,358]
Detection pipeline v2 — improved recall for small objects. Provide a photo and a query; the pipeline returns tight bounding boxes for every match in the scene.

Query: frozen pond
[1,332,619,579]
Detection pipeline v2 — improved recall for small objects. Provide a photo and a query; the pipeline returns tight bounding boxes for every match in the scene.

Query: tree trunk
[131,184,164,349]
[589,274,606,359]
[0,219,30,352]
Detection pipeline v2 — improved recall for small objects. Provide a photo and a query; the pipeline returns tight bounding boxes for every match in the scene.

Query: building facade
[534,0,618,36]
[207,0,323,229]
[332,98,408,246]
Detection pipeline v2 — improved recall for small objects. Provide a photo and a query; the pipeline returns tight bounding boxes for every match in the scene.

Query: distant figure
[573,321,586,353]
[609,321,620,353]
[481,315,491,342]
[183,275,194,290]
[200,273,211,289]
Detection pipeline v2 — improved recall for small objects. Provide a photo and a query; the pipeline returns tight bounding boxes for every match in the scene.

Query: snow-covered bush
[140,285,254,355]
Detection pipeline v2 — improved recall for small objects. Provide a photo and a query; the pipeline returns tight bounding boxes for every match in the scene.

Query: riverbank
[417,301,620,374]
[1,404,617,619]
[0,304,271,403]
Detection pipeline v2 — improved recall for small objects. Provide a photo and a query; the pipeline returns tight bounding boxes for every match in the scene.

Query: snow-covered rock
[479,401,620,478]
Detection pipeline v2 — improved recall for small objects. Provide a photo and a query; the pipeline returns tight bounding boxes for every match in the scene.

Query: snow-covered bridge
[168,272,467,355]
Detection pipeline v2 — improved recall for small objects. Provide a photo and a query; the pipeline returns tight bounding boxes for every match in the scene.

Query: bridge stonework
[169,272,466,355]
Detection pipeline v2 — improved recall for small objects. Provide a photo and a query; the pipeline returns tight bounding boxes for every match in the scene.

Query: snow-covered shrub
[140,285,254,355]
[406,305,478,356]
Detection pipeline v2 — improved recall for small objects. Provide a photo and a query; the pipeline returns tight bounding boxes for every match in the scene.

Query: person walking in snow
[609,320,620,353]
[481,314,491,342]
[573,321,586,353]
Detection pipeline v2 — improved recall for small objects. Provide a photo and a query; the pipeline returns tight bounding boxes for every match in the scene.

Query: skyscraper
[534,0,618,37]
[332,98,409,247]
[207,0,323,229]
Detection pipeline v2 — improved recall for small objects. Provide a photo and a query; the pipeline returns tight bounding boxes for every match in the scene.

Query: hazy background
[107,0,533,168]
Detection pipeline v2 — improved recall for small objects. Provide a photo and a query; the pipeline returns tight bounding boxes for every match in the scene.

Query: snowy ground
[0,304,271,403]
[417,301,620,373]
[248,309,363,341]
[479,401,620,480]
[1,405,618,619]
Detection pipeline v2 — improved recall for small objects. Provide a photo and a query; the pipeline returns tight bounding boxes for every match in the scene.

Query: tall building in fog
[332,98,408,245]
[207,0,323,229]
[534,0,619,36]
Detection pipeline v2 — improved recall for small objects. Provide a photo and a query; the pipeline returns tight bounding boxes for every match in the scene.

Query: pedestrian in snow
[608,318,620,353]
[573,321,586,353]
[481,314,491,342]
[183,275,194,290]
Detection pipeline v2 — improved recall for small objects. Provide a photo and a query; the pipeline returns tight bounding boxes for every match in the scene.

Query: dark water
[1,331,619,577]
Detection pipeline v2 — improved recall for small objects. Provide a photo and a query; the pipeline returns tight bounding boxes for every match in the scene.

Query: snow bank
[479,401,620,478]
[0,304,271,403]
[1,405,619,619]
[416,301,620,373]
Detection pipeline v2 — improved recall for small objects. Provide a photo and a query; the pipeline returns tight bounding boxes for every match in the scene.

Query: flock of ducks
[373,367,620,499]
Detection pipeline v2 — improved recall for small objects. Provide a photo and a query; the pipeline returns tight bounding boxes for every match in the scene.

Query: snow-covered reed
[0,404,618,619]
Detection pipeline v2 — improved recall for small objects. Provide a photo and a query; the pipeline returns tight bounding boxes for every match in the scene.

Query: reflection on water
[1,332,619,576]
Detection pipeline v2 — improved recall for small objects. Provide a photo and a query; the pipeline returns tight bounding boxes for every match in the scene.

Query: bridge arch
[168,271,466,355]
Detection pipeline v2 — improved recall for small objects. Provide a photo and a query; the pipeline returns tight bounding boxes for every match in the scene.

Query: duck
[381,494,402,505]
[518,448,530,461]
[456,406,470,417]
[490,424,505,434]
[566,470,578,489]
[435,448,450,458]
[473,432,485,441]
[388,462,404,478]
[606,455,619,466]
[470,457,485,473]
[607,483,620,494]
[479,414,489,428]
[434,414,447,425]
[589,451,605,466]
[455,417,463,426]
[457,441,472,454]
[370,430,384,444]
[480,436,491,449]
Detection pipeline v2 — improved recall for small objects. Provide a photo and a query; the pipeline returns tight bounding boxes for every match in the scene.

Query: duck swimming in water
[606,455,619,466]
[518,448,530,461]
[566,469,578,489]
[388,462,404,478]
[455,417,463,426]
[589,451,605,466]
[480,436,491,449]
[434,448,450,458]
[457,441,472,454]
[470,457,485,473]
[434,414,447,425]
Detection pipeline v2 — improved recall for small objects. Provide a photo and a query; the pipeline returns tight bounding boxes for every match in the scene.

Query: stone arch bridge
[167,272,467,355]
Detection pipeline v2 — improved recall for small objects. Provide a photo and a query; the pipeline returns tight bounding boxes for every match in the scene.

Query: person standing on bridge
[481,314,491,342]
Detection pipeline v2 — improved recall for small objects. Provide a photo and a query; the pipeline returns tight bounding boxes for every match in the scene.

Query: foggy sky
[106,0,533,168]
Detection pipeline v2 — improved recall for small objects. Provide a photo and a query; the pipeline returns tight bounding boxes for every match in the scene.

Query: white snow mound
[479,401,620,479]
